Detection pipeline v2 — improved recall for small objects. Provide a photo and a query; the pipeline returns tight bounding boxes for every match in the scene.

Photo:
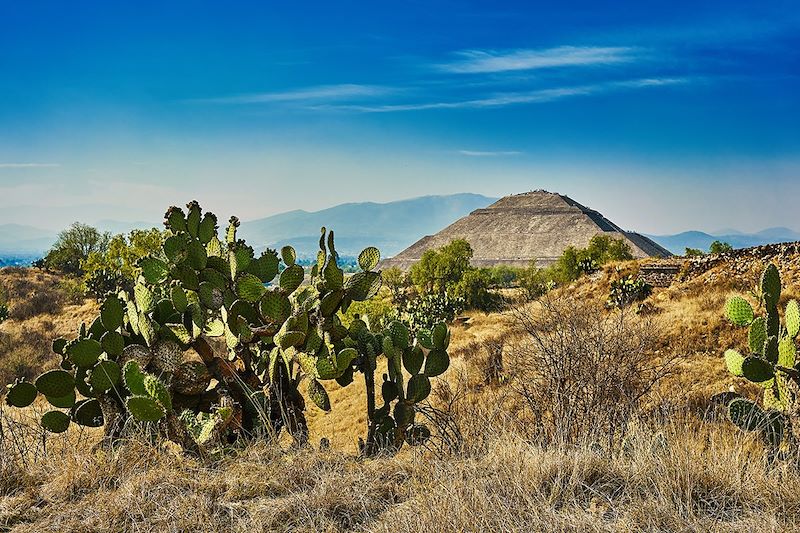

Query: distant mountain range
[646,227,800,255]
[238,193,498,258]
[2,194,800,262]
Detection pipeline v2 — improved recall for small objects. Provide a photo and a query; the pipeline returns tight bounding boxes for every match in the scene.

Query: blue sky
[0,1,798,233]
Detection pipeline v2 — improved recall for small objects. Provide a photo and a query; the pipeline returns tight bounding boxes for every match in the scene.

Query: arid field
[3,249,800,532]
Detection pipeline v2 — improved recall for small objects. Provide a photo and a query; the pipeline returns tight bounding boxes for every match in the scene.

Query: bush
[81,228,165,297]
[516,261,554,301]
[709,240,733,254]
[684,247,705,257]
[410,239,472,294]
[509,295,672,445]
[607,275,652,309]
[452,268,500,312]
[341,288,398,329]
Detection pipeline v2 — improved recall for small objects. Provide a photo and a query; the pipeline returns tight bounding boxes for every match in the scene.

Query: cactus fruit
[2,201,452,456]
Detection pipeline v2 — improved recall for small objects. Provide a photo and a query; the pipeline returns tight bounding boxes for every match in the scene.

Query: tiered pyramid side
[380,190,671,270]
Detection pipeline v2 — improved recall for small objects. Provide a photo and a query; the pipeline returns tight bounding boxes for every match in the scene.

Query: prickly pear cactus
[2,201,452,456]
[719,263,800,452]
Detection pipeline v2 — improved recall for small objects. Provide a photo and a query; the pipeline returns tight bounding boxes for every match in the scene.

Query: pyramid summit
[381,190,671,269]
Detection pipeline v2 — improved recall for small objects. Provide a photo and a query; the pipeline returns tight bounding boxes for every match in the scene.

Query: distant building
[380,190,671,269]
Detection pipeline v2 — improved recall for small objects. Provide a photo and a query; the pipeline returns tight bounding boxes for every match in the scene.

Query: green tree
[410,239,473,294]
[585,234,634,263]
[709,240,733,254]
[82,228,165,282]
[43,222,111,275]
[452,268,498,311]
[684,247,705,257]
[382,266,409,303]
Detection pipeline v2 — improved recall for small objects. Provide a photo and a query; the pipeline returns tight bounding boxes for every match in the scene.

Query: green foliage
[451,268,500,311]
[709,240,733,254]
[3,201,451,457]
[43,222,111,275]
[516,260,554,300]
[551,235,634,284]
[684,247,705,257]
[82,228,165,298]
[410,239,473,294]
[718,262,798,453]
[607,275,652,309]
[403,292,464,331]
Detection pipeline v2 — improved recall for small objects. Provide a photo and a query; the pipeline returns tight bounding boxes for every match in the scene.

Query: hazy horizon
[1,1,798,234]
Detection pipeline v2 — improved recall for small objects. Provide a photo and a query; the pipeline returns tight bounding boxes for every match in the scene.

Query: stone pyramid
[381,190,671,269]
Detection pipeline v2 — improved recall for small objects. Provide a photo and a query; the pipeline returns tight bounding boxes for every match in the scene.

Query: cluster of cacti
[84,268,132,300]
[403,292,464,332]
[577,257,599,275]
[3,201,451,455]
[720,263,800,449]
[607,275,652,309]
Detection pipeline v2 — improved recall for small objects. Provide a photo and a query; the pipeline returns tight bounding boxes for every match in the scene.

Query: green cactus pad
[402,346,424,375]
[357,247,380,271]
[323,258,344,290]
[171,285,189,313]
[235,273,266,303]
[276,330,305,350]
[416,328,434,350]
[163,234,188,262]
[198,212,217,244]
[393,401,415,427]
[778,337,796,368]
[100,331,125,358]
[741,356,774,383]
[319,289,344,317]
[724,296,754,326]
[405,424,431,446]
[344,271,382,301]
[35,370,75,398]
[123,360,147,395]
[307,378,331,411]
[424,349,450,378]
[139,257,169,284]
[337,348,358,371]
[431,322,450,350]
[72,398,104,427]
[138,312,156,346]
[134,282,155,314]
[256,291,290,324]
[761,264,781,307]
[748,317,767,355]
[787,300,800,339]
[165,206,187,233]
[46,390,75,409]
[280,265,304,294]
[186,201,201,236]
[40,410,71,433]
[382,379,399,403]
[764,336,779,364]
[406,374,431,403]
[52,338,68,355]
[127,395,166,422]
[724,349,745,376]
[173,361,212,395]
[67,338,103,367]
[728,398,763,431]
[100,296,125,331]
[281,246,296,267]
[247,253,280,283]
[186,239,208,270]
[144,375,172,411]
[89,360,121,392]
[172,264,200,290]
[5,381,37,407]
[198,282,224,310]
[74,367,93,397]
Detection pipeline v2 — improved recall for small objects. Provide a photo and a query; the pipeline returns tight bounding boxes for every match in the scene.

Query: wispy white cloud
[438,46,639,74]
[311,78,688,113]
[0,163,60,168]
[457,150,522,157]
[192,84,393,104]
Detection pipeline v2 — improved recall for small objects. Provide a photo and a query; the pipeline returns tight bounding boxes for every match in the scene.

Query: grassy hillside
[3,253,800,531]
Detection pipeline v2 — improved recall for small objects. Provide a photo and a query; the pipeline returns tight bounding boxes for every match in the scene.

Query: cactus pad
[741,356,774,383]
[5,381,37,407]
[344,271,381,301]
[787,300,800,339]
[67,338,103,368]
[72,398,104,427]
[35,370,75,398]
[126,395,166,422]
[235,274,266,303]
[406,374,431,403]
[728,398,762,431]
[431,322,450,350]
[151,340,183,373]
[761,264,781,307]
[280,265,304,294]
[41,410,71,433]
[725,296,754,326]
[173,361,212,395]
[424,349,450,378]
[405,423,431,446]
[402,346,424,375]
[100,296,125,331]
[100,331,125,358]
[46,390,75,409]
[778,337,796,368]
[123,360,147,395]
[724,349,744,376]
[198,282,224,310]
[281,246,296,267]
[307,378,331,411]
[357,247,380,271]
[89,360,121,392]
[120,344,153,369]
[748,317,767,355]
[139,257,169,284]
